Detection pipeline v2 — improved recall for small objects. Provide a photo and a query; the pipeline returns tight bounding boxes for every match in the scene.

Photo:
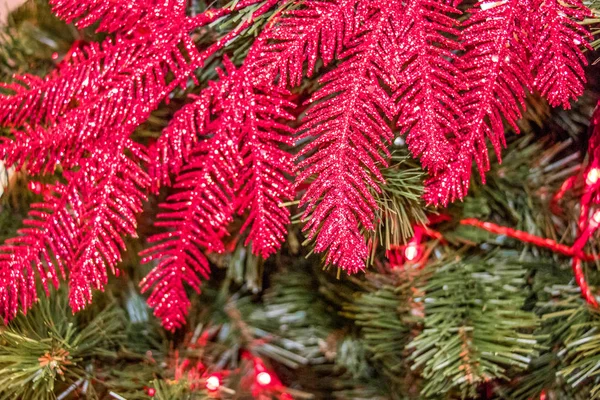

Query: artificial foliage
[0,289,127,399]
[2,0,600,399]
[0,0,598,329]
[408,254,539,398]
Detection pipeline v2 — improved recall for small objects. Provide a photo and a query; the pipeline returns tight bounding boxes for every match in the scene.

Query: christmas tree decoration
[529,0,592,109]
[1,2,600,398]
[0,0,596,328]
[394,0,463,174]
[142,39,295,329]
[424,0,532,205]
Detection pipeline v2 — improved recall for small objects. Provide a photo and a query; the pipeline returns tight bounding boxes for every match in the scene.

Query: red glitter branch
[0,0,281,327]
[141,3,289,330]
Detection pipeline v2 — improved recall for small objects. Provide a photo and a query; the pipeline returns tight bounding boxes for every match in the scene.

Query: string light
[205,374,221,391]
[404,242,419,261]
[593,210,600,224]
[586,167,600,185]
[256,371,272,386]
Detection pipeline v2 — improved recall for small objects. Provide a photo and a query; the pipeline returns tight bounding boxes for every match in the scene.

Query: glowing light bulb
[587,168,600,185]
[404,243,419,261]
[593,210,600,224]
[205,375,221,391]
[256,371,272,386]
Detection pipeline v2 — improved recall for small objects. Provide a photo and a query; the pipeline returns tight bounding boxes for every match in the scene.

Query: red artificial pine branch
[296,0,398,272]
[262,0,351,87]
[49,0,186,33]
[67,140,150,311]
[229,45,295,257]
[0,182,73,322]
[143,31,295,327]
[424,0,532,206]
[140,76,239,328]
[141,136,236,330]
[0,0,282,326]
[0,38,147,128]
[0,138,149,320]
[395,0,463,174]
[529,0,592,109]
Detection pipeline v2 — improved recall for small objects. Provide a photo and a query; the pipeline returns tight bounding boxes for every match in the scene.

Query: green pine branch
[503,284,593,400]
[371,150,427,255]
[540,285,600,399]
[0,290,127,399]
[407,252,539,398]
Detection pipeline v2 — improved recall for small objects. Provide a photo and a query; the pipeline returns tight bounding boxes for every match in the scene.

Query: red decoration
[141,32,292,330]
[459,218,600,263]
[295,0,400,273]
[0,0,594,330]
[460,211,600,307]
[529,0,591,109]
[424,0,532,206]
[395,0,463,173]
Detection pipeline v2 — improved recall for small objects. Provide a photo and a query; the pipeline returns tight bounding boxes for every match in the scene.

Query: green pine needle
[407,252,539,398]
[0,290,126,399]
[370,150,427,257]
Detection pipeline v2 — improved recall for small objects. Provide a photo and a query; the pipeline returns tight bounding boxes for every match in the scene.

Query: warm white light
[587,168,600,185]
[593,210,600,224]
[206,375,221,391]
[256,371,272,386]
[404,243,419,261]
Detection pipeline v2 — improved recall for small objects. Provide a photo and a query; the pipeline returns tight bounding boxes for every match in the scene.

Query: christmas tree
[1,0,600,398]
